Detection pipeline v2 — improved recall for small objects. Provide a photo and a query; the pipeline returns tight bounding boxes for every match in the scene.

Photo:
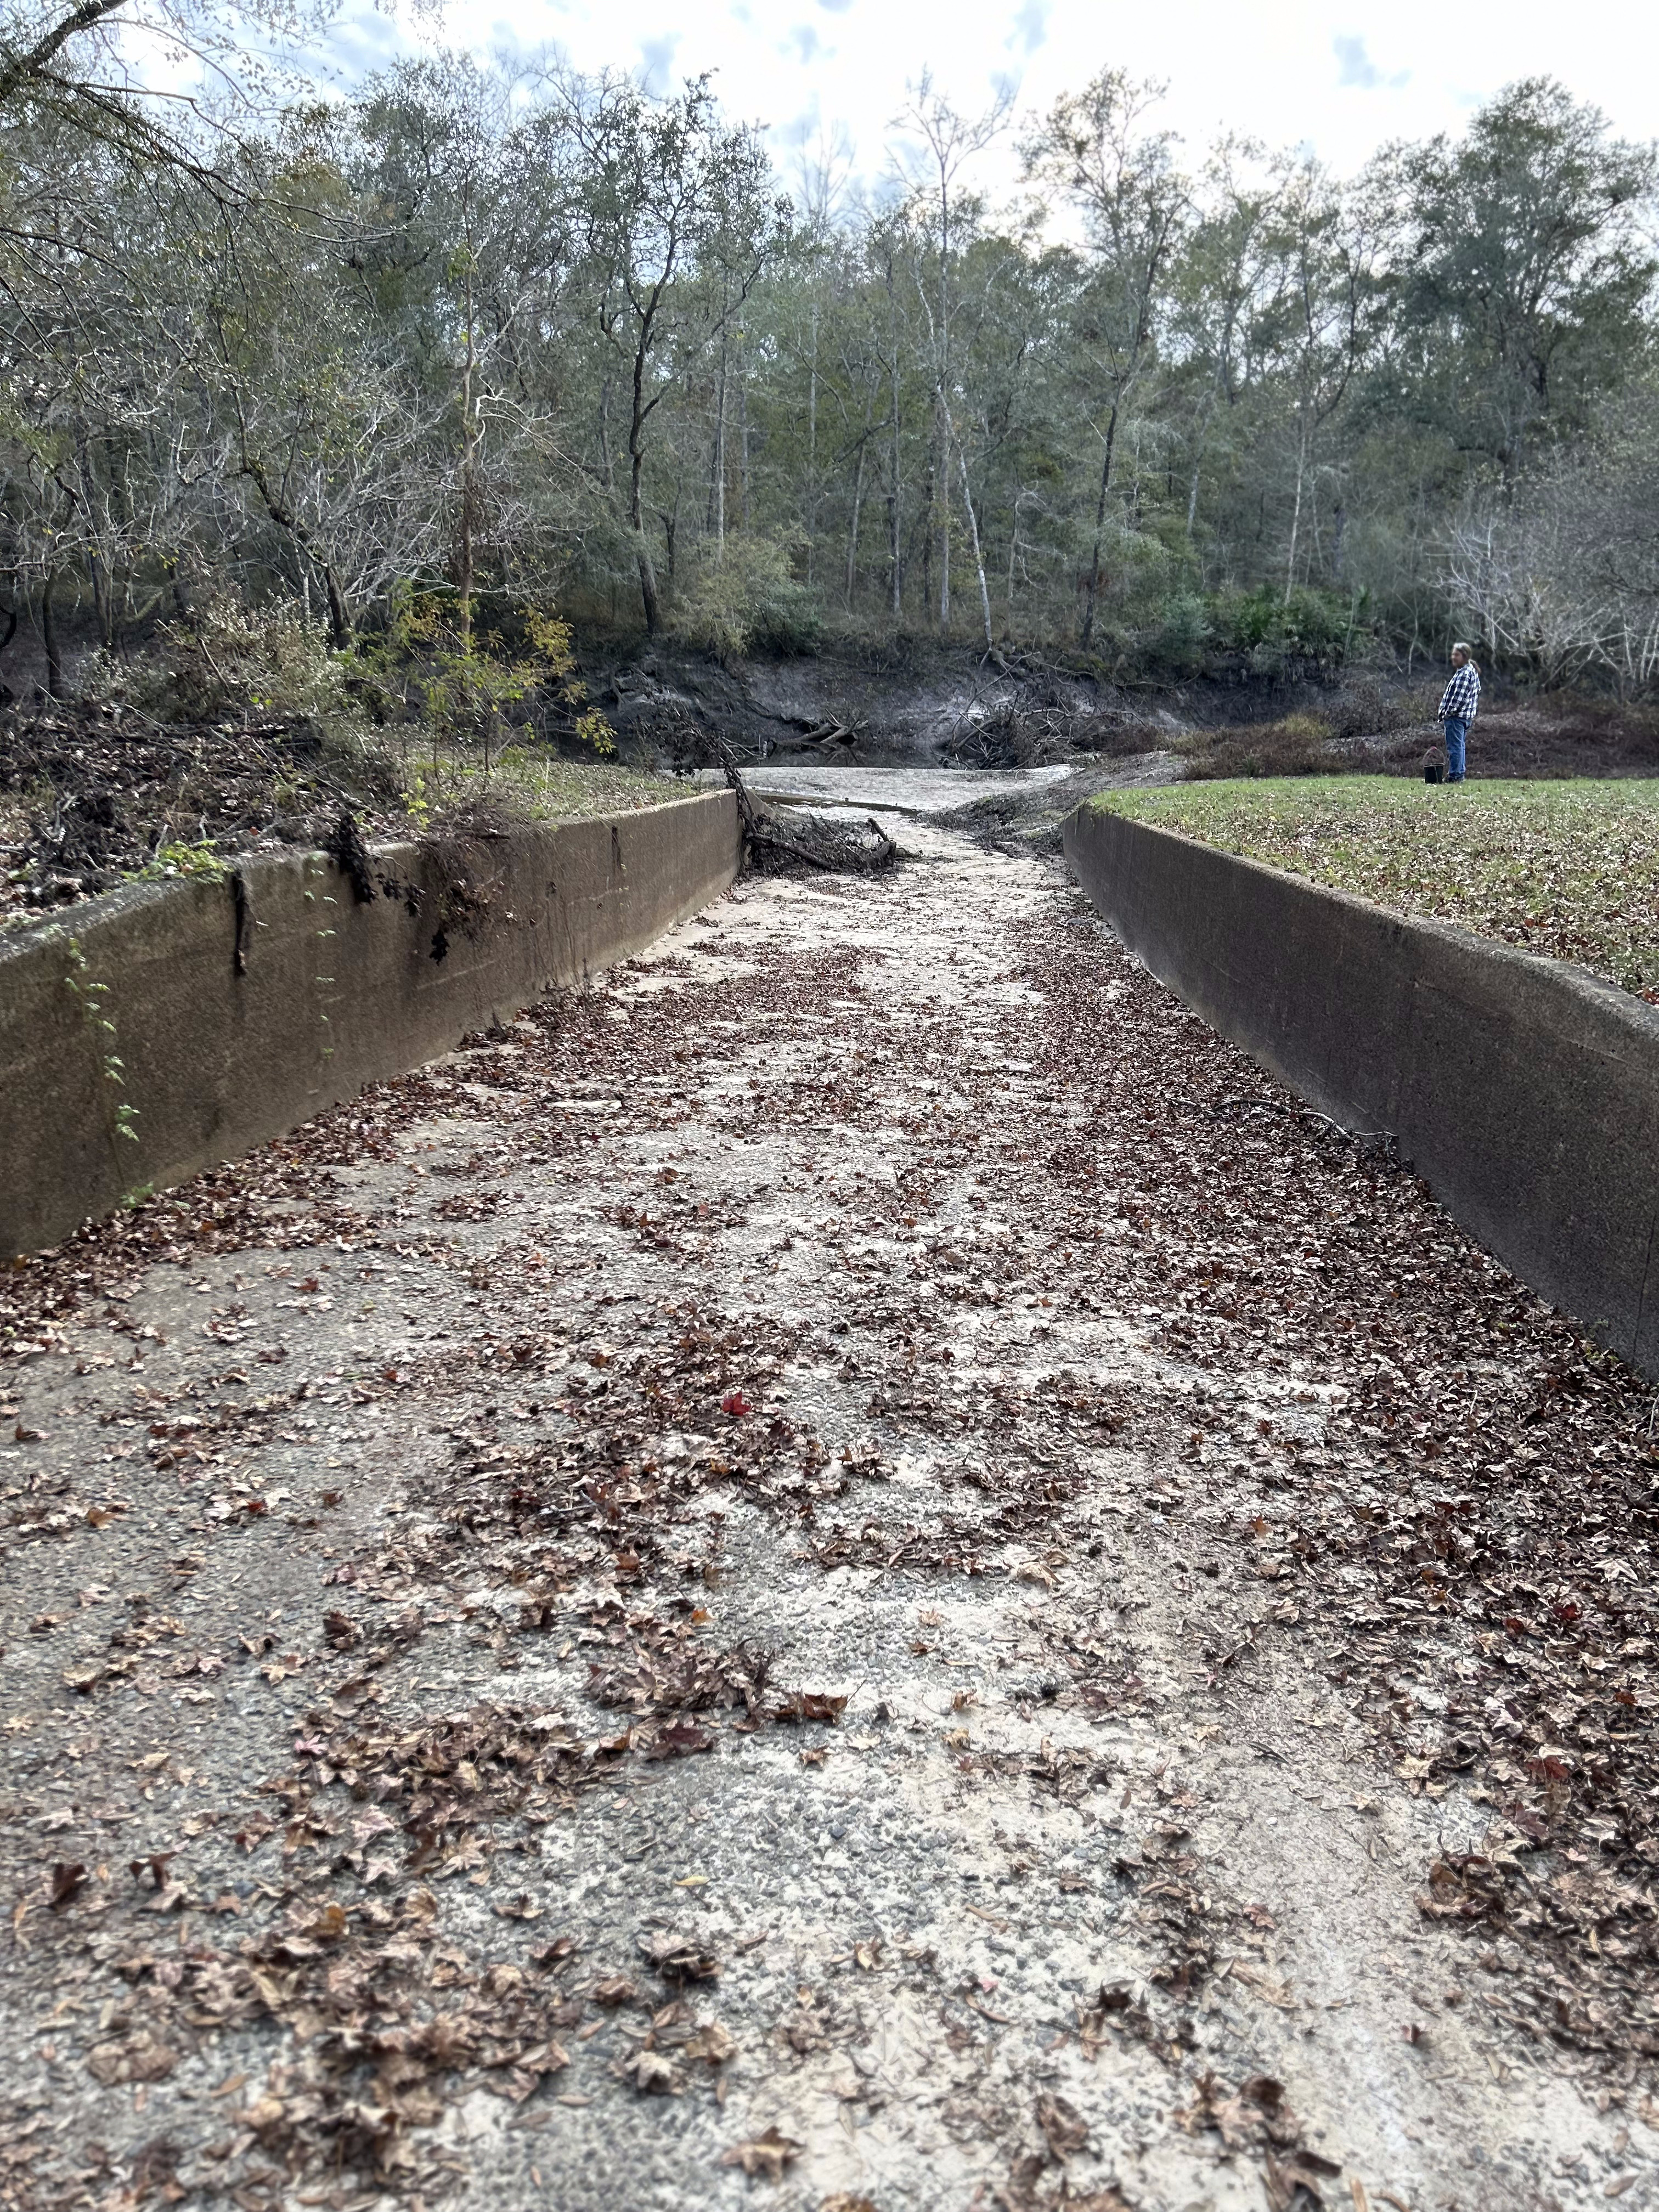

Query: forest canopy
[4,0,1658,690]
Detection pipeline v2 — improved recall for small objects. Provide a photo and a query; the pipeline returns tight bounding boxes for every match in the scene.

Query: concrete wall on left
[2,789,742,1254]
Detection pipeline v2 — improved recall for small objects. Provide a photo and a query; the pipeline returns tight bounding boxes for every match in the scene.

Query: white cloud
[638,30,680,92]
[1007,0,1049,55]
[352,0,1659,195]
[1333,32,1409,91]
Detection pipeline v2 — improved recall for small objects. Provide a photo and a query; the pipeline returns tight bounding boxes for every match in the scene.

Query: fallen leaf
[1264,2149,1345,2211]
[721,2126,804,2181]
[641,1720,715,1760]
[49,1863,88,1912]
[685,2019,737,2065]
[767,1691,848,1725]
[1037,2091,1089,2157]
[639,1932,721,1984]
[622,2049,679,2095]
[494,1893,543,1921]
[87,2030,177,2086]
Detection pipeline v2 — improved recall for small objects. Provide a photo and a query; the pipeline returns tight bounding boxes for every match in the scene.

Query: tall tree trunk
[1284,416,1308,605]
[888,413,901,616]
[937,415,950,633]
[631,450,662,636]
[887,266,902,618]
[710,325,727,548]
[630,301,663,633]
[737,326,751,534]
[921,453,934,618]
[846,437,866,609]
[805,302,817,588]
[87,550,111,651]
[41,568,63,697]
[1080,400,1119,651]
[956,441,992,650]
[937,178,951,636]
[456,242,479,655]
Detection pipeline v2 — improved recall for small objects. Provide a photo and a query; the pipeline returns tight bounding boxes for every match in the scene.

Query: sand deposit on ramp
[2,822,1654,2212]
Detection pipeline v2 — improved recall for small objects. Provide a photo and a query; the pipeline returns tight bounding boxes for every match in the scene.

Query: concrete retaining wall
[1063,802,1659,1379]
[3,790,741,1254]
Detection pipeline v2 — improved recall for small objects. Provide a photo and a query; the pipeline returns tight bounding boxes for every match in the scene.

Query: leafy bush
[1181,712,1333,780]
[122,598,366,736]
[373,590,614,757]
[1208,586,1358,675]
[669,535,822,661]
[1143,592,1210,677]
[136,838,230,883]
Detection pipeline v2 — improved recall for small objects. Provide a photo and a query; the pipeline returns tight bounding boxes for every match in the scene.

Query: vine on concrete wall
[59,934,145,1199]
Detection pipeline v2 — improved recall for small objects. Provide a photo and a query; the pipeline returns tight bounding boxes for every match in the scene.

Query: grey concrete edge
[3,789,742,1256]
[1062,799,1659,1381]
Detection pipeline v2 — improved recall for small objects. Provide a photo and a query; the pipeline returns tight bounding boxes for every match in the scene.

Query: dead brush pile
[0,698,394,917]
[746,803,903,876]
[944,692,1172,769]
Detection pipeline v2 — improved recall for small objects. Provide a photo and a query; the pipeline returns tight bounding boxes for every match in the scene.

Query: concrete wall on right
[1064,802,1659,1380]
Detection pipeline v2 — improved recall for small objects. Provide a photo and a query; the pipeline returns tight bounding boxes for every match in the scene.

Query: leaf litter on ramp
[720,2124,804,2180]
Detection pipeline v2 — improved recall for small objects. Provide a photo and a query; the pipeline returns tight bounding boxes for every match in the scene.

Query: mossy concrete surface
[1065,800,1659,1379]
[1,791,741,1254]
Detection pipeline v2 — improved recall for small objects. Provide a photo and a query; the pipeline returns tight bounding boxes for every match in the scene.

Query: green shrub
[669,535,822,661]
[1144,592,1210,677]
[129,598,366,736]
[1207,586,1357,674]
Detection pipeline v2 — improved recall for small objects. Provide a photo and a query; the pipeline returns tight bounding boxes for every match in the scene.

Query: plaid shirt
[1438,662,1480,723]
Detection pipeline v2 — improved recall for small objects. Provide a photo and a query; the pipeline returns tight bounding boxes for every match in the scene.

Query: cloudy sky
[324,0,1653,190]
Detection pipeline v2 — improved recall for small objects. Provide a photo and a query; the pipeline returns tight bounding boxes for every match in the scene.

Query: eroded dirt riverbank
[2,827,1656,2212]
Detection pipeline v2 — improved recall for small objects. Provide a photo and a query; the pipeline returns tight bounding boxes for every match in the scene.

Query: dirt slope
[1,828,1655,2212]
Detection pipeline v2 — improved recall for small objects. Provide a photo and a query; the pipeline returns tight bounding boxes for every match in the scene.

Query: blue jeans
[1442,717,1468,781]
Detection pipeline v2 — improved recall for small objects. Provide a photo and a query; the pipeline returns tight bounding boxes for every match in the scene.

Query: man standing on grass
[1437,642,1480,782]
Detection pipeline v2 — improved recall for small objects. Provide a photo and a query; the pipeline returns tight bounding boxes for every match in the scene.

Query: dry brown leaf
[1036,2090,1089,2157]
[87,2030,177,2086]
[623,2048,679,2095]
[721,2126,804,2181]
[48,1861,88,1911]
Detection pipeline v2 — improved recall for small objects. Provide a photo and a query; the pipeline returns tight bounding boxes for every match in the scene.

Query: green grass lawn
[1090,777,1659,1004]
[396,747,689,830]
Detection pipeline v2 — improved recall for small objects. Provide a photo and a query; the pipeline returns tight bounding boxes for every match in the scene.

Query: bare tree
[1023,71,1187,648]
[890,71,1009,646]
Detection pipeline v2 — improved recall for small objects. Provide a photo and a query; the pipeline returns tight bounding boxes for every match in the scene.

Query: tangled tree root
[746,804,904,876]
